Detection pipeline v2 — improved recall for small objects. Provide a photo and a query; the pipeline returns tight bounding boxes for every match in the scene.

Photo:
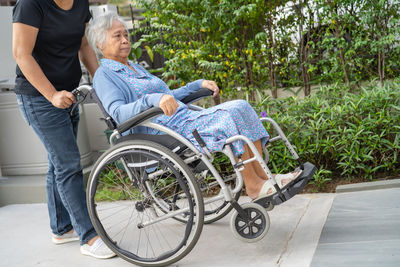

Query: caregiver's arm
[12,23,75,108]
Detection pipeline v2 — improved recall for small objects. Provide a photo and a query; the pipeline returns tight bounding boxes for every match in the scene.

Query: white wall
[0,92,93,176]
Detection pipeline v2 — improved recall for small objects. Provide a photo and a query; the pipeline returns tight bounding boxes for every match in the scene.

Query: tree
[135,0,400,99]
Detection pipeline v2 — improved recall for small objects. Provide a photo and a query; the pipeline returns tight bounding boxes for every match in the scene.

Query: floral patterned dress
[102,59,269,156]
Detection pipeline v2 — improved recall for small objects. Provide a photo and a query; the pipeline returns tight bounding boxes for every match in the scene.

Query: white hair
[86,12,128,56]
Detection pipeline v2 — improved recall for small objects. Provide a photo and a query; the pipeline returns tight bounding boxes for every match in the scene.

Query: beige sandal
[275,170,302,189]
[252,180,277,201]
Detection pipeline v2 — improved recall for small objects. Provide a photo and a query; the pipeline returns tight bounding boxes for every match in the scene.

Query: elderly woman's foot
[246,177,270,199]
[251,180,276,201]
[275,169,302,188]
[260,170,302,185]
[249,169,303,200]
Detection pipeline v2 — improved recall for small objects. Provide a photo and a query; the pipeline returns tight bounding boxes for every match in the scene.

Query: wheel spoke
[87,141,204,266]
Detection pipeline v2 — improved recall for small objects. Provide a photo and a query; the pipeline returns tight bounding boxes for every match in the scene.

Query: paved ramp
[311,188,400,267]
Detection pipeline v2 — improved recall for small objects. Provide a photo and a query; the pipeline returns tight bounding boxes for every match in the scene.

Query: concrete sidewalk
[0,193,335,267]
[1,183,399,267]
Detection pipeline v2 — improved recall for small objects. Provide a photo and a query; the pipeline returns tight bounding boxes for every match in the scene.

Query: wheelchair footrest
[254,162,316,207]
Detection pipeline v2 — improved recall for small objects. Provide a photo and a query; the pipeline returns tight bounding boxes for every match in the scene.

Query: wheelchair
[72,84,316,267]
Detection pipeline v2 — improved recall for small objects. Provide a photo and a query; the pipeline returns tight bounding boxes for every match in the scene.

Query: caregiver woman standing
[12,0,115,259]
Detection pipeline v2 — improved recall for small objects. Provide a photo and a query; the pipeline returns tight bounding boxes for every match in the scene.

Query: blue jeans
[16,94,96,245]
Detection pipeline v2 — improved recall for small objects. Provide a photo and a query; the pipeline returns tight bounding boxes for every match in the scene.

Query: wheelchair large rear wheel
[87,140,204,267]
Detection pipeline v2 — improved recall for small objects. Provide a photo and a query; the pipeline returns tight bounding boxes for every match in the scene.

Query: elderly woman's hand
[159,94,179,116]
[201,80,219,97]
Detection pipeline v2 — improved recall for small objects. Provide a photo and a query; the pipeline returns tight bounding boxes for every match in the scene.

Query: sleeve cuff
[147,93,165,107]
[194,79,204,90]
[185,79,203,92]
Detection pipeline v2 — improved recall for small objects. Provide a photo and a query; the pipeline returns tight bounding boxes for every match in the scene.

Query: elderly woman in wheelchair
[88,13,300,201]
[79,12,316,266]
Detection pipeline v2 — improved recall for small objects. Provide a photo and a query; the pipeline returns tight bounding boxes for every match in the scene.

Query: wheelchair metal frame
[106,101,303,214]
[75,84,306,214]
[73,84,316,266]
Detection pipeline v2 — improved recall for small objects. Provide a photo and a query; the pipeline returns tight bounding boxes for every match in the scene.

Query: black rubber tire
[230,202,270,243]
[87,140,204,267]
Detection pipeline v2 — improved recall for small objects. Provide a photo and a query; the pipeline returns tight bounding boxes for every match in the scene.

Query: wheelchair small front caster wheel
[264,201,274,211]
[230,202,270,243]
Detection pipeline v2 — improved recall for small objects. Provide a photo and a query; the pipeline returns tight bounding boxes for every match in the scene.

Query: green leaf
[144,45,154,62]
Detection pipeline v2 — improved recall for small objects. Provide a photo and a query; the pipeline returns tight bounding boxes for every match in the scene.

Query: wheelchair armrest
[113,88,212,133]
[117,107,164,134]
[180,88,213,104]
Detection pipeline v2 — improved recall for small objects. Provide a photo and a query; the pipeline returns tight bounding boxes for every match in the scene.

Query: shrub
[257,80,400,188]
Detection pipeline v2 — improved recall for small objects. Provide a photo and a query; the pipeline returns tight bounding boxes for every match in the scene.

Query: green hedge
[255,80,400,189]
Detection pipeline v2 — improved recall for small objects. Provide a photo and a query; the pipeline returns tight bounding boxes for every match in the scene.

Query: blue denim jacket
[93,59,203,133]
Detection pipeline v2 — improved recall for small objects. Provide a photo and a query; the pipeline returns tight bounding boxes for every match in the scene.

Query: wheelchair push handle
[69,87,90,115]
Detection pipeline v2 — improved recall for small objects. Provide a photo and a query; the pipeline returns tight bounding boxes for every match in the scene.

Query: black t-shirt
[12,0,91,95]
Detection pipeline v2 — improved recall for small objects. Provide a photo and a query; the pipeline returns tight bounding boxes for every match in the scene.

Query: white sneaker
[52,230,79,244]
[80,238,116,259]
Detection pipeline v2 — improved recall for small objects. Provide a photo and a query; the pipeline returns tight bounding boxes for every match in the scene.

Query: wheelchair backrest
[89,88,117,131]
